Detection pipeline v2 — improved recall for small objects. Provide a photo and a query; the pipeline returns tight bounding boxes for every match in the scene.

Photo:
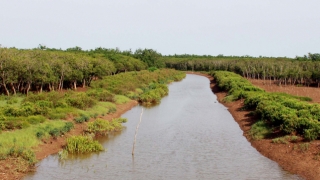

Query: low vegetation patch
[86,118,127,135]
[272,135,299,144]
[213,71,320,142]
[113,95,130,104]
[249,120,272,140]
[65,135,104,154]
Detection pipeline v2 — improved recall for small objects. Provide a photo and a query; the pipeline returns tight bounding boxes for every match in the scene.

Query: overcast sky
[1,0,319,57]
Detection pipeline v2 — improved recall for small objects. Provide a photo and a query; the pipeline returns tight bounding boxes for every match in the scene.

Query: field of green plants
[211,71,320,142]
[0,68,185,171]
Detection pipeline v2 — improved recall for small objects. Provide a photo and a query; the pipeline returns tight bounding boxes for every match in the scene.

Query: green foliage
[47,107,76,120]
[214,71,320,141]
[91,69,185,105]
[114,95,130,104]
[272,137,288,144]
[299,143,310,152]
[161,54,320,88]
[211,71,264,102]
[139,83,169,104]
[86,88,115,102]
[134,49,163,67]
[27,115,46,124]
[0,120,69,163]
[48,122,74,138]
[58,150,69,160]
[7,144,36,165]
[148,67,158,72]
[86,118,125,135]
[65,135,104,154]
[74,114,90,123]
[65,92,97,109]
[249,121,272,140]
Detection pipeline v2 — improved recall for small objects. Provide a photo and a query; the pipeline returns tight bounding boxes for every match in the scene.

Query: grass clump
[299,143,310,152]
[65,92,97,110]
[249,120,272,140]
[74,114,90,123]
[272,135,299,144]
[86,118,126,135]
[222,95,235,103]
[65,135,104,154]
[113,95,130,104]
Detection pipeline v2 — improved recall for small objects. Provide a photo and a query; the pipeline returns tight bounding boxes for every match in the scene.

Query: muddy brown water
[25,74,302,180]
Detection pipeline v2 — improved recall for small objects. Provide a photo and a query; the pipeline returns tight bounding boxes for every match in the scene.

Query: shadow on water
[25,74,303,180]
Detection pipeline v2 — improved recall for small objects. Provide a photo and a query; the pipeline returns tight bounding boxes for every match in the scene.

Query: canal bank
[25,74,300,180]
[189,72,319,180]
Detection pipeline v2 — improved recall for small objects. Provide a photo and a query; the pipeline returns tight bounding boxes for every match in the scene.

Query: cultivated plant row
[212,71,320,141]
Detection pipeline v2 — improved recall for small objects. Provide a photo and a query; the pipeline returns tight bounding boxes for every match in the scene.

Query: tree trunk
[2,78,9,96]
[58,74,64,91]
[48,83,52,92]
[73,81,77,90]
[40,83,43,93]
[10,83,16,95]
[26,83,31,96]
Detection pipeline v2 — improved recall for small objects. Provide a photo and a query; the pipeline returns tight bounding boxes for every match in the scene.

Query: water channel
[25,74,302,180]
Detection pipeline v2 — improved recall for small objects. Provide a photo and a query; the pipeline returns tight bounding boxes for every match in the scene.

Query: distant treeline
[1,45,319,95]
[161,55,320,87]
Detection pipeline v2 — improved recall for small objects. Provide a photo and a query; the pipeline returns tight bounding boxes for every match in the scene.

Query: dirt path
[187,72,320,180]
[0,100,138,180]
[249,79,320,103]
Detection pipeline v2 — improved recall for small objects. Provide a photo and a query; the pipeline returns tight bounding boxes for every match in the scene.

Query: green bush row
[90,69,185,104]
[213,71,320,141]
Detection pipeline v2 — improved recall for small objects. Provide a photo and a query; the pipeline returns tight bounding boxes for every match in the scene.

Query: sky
[1,0,319,57]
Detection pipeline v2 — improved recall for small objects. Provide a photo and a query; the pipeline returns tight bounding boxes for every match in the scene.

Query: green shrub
[74,114,90,123]
[249,121,272,140]
[36,131,45,139]
[290,135,299,142]
[116,117,127,123]
[7,145,36,165]
[62,122,74,133]
[86,89,115,102]
[272,136,298,144]
[148,67,158,72]
[113,95,130,104]
[66,93,97,109]
[49,128,61,138]
[7,98,18,104]
[222,95,235,103]
[299,143,310,152]
[86,118,125,135]
[27,115,46,124]
[65,135,104,154]
[47,107,76,120]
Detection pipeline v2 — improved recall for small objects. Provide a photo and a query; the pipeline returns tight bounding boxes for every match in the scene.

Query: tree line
[161,56,320,87]
[0,47,147,95]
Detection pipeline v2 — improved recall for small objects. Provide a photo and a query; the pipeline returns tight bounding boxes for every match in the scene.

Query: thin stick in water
[132,108,143,156]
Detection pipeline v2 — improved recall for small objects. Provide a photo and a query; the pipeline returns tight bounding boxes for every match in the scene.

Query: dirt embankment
[187,72,320,180]
[0,100,138,180]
